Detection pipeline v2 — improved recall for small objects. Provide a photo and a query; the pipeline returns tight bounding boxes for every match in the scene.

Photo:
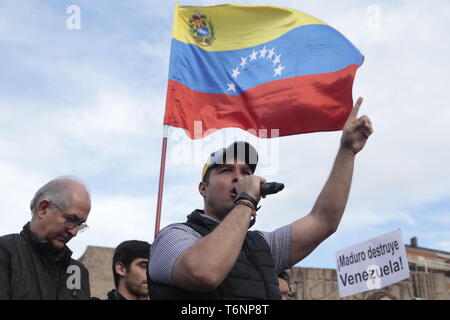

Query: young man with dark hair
[107,240,151,300]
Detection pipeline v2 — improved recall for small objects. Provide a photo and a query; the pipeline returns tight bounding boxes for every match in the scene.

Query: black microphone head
[261,182,284,196]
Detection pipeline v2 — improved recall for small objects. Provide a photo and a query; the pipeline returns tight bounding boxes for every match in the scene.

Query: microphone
[260,182,284,196]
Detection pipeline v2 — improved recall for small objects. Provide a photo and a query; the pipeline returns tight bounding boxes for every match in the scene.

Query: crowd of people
[0,99,374,300]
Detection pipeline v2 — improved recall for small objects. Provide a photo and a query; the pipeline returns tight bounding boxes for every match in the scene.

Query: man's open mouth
[230,187,237,199]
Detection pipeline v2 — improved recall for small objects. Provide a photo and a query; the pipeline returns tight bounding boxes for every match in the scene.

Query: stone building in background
[79,237,450,300]
[406,237,450,295]
[79,246,115,299]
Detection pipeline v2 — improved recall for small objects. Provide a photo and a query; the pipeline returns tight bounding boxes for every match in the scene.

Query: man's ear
[115,262,127,277]
[198,181,207,198]
[37,200,51,219]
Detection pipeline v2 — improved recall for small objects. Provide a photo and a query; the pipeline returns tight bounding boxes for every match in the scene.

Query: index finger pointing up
[350,97,363,119]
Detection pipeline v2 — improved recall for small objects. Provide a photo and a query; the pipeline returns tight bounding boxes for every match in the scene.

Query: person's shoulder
[157,222,197,236]
[0,233,21,248]
[0,233,23,262]
[161,222,190,230]
[250,229,269,241]
[152,222,202,246]
[1,224,31,248]
[0,232,20,240]
[252,229,266,237]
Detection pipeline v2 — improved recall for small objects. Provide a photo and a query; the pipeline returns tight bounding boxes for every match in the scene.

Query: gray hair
[30,176,89,216]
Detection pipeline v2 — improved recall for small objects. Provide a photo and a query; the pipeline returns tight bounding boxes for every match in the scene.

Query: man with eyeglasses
[0,176,92,300]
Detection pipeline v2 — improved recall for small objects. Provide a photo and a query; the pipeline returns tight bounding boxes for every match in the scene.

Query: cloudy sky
[1,0,449,269]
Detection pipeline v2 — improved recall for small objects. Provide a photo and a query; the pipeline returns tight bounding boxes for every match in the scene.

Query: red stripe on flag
[164,64,359,139]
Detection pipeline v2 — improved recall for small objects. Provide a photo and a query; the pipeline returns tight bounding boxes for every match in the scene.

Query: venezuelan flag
[164,3,363,138]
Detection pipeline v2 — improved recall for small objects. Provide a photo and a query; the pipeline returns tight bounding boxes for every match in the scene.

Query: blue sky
[1,0,449,269]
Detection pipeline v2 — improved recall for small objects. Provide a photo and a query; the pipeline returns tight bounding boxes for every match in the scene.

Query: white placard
[336,229,410,297]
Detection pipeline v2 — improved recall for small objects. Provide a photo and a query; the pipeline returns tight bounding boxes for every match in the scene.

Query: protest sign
[336,229,410,297]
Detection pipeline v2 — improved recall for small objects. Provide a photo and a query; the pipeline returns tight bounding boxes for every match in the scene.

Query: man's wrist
[234,192,259,208]
[338,145,357,157]
[234,200,256,217]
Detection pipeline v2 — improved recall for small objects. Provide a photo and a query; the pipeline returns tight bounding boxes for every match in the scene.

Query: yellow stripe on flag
[173,3,326,52]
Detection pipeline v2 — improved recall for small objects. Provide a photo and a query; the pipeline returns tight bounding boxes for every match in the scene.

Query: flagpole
[154,124,169,238]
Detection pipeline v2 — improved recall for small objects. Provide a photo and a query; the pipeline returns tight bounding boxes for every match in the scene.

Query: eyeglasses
[50,201,89,232]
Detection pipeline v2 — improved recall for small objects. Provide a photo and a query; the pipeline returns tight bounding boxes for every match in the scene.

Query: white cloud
[70,193,156,258]
[61,89,162,145]
[0,162,48,234]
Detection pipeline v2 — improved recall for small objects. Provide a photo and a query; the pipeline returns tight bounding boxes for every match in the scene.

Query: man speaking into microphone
[148,98,373,299]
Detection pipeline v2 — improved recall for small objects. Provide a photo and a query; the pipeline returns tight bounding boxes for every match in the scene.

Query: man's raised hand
[340,97,373,155]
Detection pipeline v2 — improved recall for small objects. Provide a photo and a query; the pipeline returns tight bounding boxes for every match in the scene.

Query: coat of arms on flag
[188,11,215,46]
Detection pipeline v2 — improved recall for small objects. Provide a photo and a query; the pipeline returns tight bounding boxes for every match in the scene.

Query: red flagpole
[154,125,169,238]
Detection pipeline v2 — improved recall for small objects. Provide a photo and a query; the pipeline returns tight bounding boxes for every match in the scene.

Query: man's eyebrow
[215,164,233,170]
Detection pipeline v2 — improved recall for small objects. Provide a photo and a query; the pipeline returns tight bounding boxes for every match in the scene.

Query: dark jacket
[150,210,281,300]
[106,289,126,300]
[0,222,90,300]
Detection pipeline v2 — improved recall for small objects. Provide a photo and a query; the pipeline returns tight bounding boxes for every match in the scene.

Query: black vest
[149,210,281,300]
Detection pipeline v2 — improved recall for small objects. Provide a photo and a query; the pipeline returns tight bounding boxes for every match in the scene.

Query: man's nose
[232,170,245,182]
[67,226,79,237]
